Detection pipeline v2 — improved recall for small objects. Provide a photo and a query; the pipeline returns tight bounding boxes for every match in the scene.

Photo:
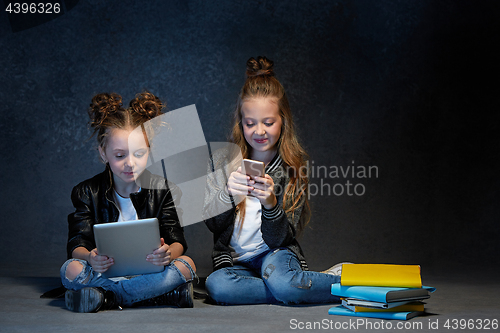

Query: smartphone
[242,159,265,177]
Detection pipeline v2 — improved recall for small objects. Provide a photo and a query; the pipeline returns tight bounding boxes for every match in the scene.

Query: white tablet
[93,218,164,278]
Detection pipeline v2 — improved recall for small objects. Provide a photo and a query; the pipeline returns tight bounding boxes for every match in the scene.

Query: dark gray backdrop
[1,0,498,278]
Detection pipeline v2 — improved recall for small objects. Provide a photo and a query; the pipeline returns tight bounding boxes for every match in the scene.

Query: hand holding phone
[242,159,277,209]
[226,159,265,200]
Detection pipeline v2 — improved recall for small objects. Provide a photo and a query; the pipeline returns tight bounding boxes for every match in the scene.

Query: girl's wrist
[262,198,278,210]
[261,201,283,220]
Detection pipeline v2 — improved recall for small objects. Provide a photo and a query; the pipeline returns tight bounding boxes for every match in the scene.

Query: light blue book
[328,305,422,320]
[331,283,436,303]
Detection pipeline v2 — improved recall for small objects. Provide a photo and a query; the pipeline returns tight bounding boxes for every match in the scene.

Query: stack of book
[328,264,436,320]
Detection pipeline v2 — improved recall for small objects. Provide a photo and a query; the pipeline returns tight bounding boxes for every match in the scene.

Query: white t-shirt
[113,190,139,222]
[230,196,270,262]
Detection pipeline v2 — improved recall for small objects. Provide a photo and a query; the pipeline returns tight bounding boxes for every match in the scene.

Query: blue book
[328,305,422,320]
[331,283,436,303]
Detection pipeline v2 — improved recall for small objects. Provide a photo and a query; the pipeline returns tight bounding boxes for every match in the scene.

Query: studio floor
[0,264,498,333]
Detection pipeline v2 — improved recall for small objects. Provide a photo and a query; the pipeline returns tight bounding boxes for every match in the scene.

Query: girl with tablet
[60,92,196,312]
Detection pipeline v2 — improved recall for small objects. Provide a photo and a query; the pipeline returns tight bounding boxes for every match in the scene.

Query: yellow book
[341,264,422,288]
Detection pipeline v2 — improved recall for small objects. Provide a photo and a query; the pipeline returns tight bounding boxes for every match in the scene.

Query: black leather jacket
[66,166,187,258]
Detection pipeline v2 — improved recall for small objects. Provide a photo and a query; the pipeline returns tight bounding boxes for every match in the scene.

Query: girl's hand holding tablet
[146,238,172,266]
[88,248,114,273]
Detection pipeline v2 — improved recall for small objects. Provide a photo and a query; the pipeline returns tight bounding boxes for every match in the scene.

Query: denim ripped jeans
[205,248,341,305]
[60,258,194,306]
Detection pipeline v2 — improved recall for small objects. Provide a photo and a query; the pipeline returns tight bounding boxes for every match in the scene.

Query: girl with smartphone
[204,57,346,305]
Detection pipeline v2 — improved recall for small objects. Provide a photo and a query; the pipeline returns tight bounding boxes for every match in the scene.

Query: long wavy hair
[231,56,311,235]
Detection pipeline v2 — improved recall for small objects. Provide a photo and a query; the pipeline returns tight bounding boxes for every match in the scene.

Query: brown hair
[88,91,165,150]
[232,56,311,234]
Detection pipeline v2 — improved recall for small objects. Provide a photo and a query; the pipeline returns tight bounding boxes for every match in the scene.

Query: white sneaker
[322,262,354,276]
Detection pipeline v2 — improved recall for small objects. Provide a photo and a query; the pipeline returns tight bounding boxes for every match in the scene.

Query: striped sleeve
[262,204,284,220]
[213,253,233,270]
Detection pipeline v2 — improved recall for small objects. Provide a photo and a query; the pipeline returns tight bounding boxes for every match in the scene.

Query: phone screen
[242,159,265,177]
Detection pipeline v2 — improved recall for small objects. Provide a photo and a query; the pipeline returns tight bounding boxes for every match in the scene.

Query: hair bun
[129,92,165,119]
[89,93,123,128]
[246,56,274,77]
